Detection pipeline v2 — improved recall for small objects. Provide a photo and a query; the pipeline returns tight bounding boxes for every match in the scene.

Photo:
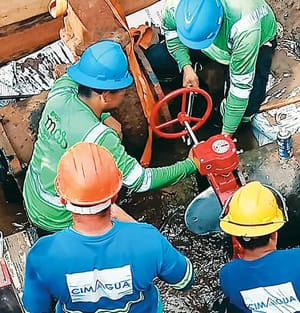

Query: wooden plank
[0,0,50,28]
[0,14,63,65]
[0,0,160,28]
[120,0,160,15]
[259,92,300,112]
[0,120,22,176]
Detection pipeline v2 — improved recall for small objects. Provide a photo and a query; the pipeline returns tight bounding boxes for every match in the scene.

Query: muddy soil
[268,0,300,99]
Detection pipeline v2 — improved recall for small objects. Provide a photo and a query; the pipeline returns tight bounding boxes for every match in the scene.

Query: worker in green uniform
[23,39,197,235]
[162,0,277,136]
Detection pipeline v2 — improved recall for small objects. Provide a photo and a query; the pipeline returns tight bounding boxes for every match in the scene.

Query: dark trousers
[144,39,276,117]
[189,39,277,117]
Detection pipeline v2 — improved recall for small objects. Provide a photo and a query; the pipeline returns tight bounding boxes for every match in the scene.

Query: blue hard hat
[175,0,224,50]
[68,40,133,90]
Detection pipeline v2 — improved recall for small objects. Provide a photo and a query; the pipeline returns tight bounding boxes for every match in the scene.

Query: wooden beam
[259,93,300,112]
[0,0,160,28]
[0,0,160,64]
[0,14,62,66]
[0,0,50,28]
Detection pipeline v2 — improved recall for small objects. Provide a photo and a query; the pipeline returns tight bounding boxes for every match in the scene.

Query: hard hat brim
[67,65,133,90]
[220,206,285,237]
[219,220,285,237]
[178,32,217,50]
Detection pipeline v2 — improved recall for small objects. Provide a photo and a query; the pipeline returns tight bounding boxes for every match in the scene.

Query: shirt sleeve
[162,0,192,72]
[222,29,261,134]
[157,234,194,290]
[22,247,52,313]
[98,130,197,192]
[47,74,78,100]
[219,265,228,296]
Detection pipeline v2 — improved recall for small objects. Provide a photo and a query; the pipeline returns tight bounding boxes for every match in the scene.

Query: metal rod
[184,121,199,145]
[186,62,198,117]
[0,94,38,100]
[0,231,3,258]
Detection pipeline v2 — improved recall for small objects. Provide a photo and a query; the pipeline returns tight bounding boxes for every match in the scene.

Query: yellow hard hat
[220,181,287,237]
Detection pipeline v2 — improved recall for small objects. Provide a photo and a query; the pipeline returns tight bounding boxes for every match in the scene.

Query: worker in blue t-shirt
[22,142,194,313]
[219,181,300,312]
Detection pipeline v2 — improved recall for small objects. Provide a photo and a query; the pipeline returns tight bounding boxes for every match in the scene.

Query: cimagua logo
[61,292,144,313]
[241,282,300,312]
[40,110,68,149]
[66,265,133,303]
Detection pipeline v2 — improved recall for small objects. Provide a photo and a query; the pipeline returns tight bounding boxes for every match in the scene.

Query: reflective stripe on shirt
[164,30,178,41]
[168,258,193,290]
[83,123,110,143]
[29,166,64,207]
[229,85,252,99]
[230,72,255,86]
[29,123,110,207]
[123,163,143,187]
[135,168,152,192]
[229,5,269,49]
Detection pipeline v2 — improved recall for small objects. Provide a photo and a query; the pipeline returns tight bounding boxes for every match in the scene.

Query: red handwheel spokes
[150,87,213,139]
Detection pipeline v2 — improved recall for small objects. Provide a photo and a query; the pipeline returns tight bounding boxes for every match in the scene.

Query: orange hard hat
[55,142,122,208]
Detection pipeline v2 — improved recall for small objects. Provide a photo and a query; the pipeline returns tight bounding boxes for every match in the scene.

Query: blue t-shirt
[22,221,194,313]
[220,248,300,312]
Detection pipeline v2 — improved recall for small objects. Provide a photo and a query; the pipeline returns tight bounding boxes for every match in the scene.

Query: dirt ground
[268,0,300,99]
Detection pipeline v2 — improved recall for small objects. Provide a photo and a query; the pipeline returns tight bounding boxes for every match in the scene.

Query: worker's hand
[111,204,136,222]
[188,147,195,163]
[183,65,199,88]
[221,130,233,137]
[103,116,123,140]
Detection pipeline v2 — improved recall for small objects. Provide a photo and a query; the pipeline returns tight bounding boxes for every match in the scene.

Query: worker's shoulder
[116,220,163,237]
[27,231,61,257]
[275,247,300,258]
[47,74,78,99]
[223,0,274,23]
[221,248,300,272]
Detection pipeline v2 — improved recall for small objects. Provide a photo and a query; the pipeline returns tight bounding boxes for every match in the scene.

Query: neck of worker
[79,93,105,118]
[72,207,113,235]
[243,232,278,261]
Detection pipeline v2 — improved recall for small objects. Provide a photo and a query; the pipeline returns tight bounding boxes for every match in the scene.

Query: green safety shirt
[23,74,196,231]
[162,0,277,133]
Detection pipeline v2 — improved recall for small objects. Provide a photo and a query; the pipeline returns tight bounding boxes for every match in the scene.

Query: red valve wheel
[149,87,213,139]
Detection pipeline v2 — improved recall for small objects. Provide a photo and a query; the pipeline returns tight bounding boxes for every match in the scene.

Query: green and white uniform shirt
[162,0,277,133]
[23,74,196,231]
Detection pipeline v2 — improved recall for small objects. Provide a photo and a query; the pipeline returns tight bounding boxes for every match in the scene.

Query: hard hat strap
[66,200,111,214]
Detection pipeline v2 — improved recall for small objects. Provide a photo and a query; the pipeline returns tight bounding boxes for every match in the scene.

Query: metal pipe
[0,94,37,100]
[184,121,199,145]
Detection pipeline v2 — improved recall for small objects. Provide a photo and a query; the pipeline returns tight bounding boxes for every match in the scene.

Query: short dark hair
[236,233,272,250]
[78,84,120,98]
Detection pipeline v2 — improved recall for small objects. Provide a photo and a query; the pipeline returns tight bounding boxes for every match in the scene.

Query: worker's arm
[98,131,197,192]
[22,246,52,313]
[102,115,123,140]
[161,0,192,72]
[157,231,195,291]
[222,29,261,134]
[111,203,136,222]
